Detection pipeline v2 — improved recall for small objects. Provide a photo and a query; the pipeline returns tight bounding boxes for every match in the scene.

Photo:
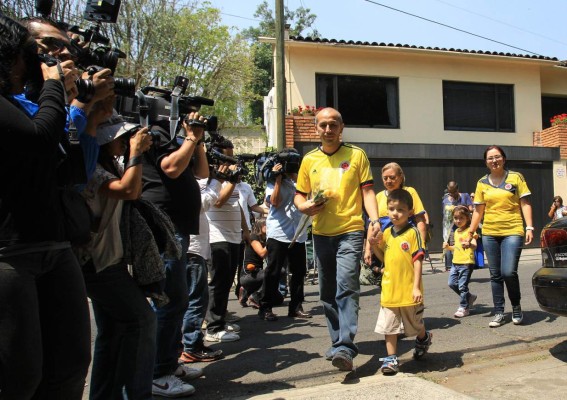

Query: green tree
[242,1,319,124]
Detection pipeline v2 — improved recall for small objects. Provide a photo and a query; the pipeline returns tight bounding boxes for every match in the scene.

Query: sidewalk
[242,373,474,400]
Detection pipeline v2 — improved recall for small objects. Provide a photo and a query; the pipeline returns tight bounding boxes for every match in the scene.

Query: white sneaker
[205,330,240,342]
[454,307,469,318]
[174,364,203,381]
[152,375,195,397]
[225,323,241,333]
[512,305,523,325]
[489,313,505,327]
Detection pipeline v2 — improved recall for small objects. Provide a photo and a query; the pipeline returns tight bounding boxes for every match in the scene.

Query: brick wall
[535,125,567,158]
[285,115,318,147]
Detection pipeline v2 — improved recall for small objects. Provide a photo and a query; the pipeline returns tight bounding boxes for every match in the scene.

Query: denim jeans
[182,254,209,352]
[83,262,156,400]
[0,247,91,400]
[482,235,523,313]
[263,239,306,313]
[206,242,240,333]
[153,233,189,378]
[313,231,363,358]
[448,264,474,308]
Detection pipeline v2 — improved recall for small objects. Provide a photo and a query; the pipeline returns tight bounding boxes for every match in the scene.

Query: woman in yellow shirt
[466,146,533,328]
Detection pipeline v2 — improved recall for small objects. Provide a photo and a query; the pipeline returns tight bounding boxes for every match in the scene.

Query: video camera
[256,149,301,185]
[204,131,257,183]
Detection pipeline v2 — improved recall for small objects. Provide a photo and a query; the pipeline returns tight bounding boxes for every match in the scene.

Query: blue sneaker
[379,355,399,375]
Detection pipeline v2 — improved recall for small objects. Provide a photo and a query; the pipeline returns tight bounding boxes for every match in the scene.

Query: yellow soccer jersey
[473,171,531,236]
[376,186,425,230]
[452,228,475,265]
[378,224,425,307]
[296,143,374,236]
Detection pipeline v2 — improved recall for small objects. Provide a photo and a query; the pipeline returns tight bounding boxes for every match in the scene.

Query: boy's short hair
[387,188,413,210]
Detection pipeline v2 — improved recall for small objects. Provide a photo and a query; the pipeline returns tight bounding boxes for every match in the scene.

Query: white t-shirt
[188,179,221,259]
[206,181,242,244]
[236,182,258,230]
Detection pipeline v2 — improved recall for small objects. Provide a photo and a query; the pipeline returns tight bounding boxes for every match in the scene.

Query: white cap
[96,111,139,146]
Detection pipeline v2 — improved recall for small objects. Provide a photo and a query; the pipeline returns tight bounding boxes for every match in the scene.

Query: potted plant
[302,105,315,116]
[551,113,567,126]
[290,106,300,116]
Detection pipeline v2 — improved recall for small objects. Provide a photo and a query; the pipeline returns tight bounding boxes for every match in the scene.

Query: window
[316,74,399,128]
[542,96,567,129]
[443,81,515,132]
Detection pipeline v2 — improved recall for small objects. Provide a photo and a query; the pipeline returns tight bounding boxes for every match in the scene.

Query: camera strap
[169,85,183,141]
[135,90,149,128]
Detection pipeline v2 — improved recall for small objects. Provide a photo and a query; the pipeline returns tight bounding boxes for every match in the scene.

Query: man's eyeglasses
[486,155,503,162]
[382,176,398,181]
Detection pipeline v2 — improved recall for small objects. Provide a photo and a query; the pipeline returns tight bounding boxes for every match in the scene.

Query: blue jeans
[482,235,523,313]
[448,264,474,308]
[153,233,189,378]
[313,231,363,358]
[182,254,209,352]
[0,247,91,400]
[83,262,156,400]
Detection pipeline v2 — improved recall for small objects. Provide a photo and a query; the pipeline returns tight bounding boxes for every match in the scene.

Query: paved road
[83,248,567,399]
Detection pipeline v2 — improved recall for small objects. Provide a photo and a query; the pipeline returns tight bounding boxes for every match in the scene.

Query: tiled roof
[290,35,559,61]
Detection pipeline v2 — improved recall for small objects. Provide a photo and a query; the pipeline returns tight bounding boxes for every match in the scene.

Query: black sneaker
[179,346,224,363]
[512,305,523,325]
[413,331,432,360]
[331,350,353,371]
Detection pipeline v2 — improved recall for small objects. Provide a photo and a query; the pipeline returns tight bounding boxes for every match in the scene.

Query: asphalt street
[83,248,567,399]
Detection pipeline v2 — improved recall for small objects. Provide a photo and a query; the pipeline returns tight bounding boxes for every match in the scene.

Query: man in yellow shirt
[295,107,379,371]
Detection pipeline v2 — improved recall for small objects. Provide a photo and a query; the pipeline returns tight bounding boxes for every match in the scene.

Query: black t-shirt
[140,129,200,235]
[243,233,265,272]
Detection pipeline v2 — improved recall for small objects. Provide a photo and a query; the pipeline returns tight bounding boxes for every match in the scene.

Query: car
[532,217,567,316]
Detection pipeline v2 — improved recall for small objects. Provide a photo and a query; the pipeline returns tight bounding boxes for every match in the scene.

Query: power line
[433,0,567,49]
[363,0,543,56]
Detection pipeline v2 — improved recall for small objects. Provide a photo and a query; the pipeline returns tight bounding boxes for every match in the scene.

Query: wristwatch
[370,219,380,227]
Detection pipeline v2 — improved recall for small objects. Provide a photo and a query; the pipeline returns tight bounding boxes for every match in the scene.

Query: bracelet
[185,136,196,143]
[370,219,380,227]
[525,226,535,231]
[126,155,143,169]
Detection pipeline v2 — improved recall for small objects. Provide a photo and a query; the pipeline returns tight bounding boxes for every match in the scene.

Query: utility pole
[274,0,286,150]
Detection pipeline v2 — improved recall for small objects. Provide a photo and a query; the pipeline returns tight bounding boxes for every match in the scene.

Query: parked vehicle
[532,217,567,316]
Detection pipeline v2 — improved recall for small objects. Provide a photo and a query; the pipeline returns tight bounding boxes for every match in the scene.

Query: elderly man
[294,107,379,371]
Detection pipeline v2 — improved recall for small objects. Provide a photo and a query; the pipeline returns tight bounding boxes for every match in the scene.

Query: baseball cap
[96,111,139,146]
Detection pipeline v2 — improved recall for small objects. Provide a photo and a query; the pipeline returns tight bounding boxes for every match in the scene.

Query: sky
[208,0,567,60]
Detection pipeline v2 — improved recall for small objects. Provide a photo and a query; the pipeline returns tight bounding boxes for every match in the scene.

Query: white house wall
[285,44,555,147]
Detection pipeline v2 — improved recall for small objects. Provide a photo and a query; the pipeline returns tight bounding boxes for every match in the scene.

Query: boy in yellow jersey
[295,107,380,372]
[442,206,478,318]
[372,189,431,375]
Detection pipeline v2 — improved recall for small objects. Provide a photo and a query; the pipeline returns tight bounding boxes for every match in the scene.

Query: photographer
[20,17,115,183]
[204,140,248,342]
[140,114,208,397]
[261,152,312,321]
[0,14,90,400]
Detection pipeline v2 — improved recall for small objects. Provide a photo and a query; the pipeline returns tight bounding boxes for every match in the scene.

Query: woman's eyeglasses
[486,155,503,162]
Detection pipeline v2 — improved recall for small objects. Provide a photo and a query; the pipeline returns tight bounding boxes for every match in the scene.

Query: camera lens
[75,78,95,103]
[114,77,136,97]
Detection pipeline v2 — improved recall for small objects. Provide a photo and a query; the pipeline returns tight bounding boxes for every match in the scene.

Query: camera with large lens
[85,65,135,97]
[37,53,96,104]
[256,149,301,185]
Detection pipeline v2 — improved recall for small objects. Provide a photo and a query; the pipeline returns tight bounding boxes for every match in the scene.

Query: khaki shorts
[374,304,425,337]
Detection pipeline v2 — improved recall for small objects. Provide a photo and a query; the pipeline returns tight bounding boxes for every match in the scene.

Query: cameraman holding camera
[260,152,312,321]
[140,114,209,397]
[0,14,90,400]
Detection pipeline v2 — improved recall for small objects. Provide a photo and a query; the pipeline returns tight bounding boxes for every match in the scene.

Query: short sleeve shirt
[266,179,306,243]
[295,143,374,236]
[473,170,531,236]
[452,228,475,265]
[378,224,425,307]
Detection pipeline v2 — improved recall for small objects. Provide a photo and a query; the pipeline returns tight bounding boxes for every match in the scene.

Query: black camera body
[256,150,301,185]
